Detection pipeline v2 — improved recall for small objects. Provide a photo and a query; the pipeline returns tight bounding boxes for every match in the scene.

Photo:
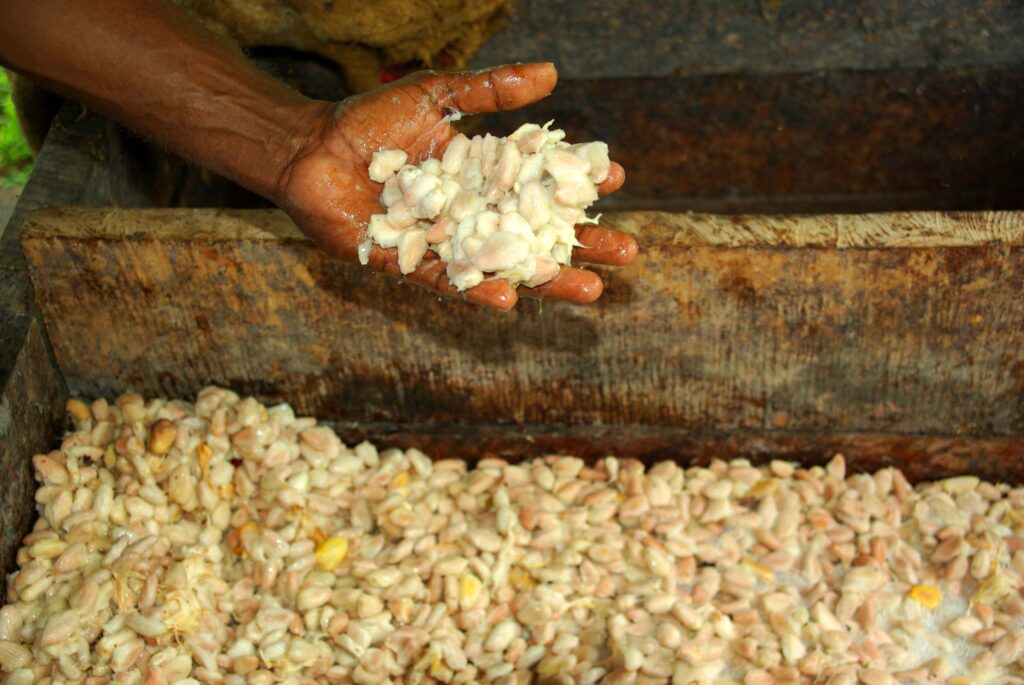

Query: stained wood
[0,98,206,574]
[23,66,1024,220]
[329,423,1024,484]
[21,208,1024,475]
[473,0,1024,79]
[469,66,1024,212]
[15,68,1024,219]
[4,6,1024,573]
[0,320,65,576]
[0,99,147,575]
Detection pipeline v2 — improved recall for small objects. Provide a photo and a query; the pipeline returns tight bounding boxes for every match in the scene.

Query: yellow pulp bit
[509,567,536,589]
[197,443,213,473]
[459,573,483,610]
[908,584,942,609]
[315,536,349,572]
[741,556,776,583]
[746,478,779,500]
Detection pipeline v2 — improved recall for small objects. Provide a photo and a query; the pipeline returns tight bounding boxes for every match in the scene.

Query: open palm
[277,63,636,310]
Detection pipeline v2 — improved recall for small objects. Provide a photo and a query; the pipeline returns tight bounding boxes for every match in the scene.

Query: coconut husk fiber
[14,0,511,153]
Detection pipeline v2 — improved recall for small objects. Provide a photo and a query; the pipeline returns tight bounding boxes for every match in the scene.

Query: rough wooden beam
[473,0,1024,79]
[469,66,1024,212]
[329,423,1024,484]
[18,66,1024,218]
[0,101,167,575]
[21,208,1024,477]
[0,320,65,576]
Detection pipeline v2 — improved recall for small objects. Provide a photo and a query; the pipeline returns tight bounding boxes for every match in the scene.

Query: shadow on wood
[20,208,1024,480]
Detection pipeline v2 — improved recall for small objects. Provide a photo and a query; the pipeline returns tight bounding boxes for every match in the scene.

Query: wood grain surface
[472,0,1024,79]
[4,7,1024,580]
[468,66,1024,213]
[331,423,1024,484]
[21,208,1024,479]
[0,320,65,577]
[0,100,142,575]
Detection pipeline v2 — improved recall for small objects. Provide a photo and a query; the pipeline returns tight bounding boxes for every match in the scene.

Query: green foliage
[0,70,33,188]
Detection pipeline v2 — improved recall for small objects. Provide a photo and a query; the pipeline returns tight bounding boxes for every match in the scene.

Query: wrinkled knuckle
[487,72,503,109]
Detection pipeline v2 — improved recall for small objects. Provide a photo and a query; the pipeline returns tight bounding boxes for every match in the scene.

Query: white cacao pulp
[362,122,610,291]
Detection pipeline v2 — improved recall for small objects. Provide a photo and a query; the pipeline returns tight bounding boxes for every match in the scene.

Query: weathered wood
[0,85,319,572]
[20,66,1024,219]
[0,320,65,576]
[3,7,1022,569]
[0,99,176,575]
[469,66,1024,212]
[473,0,1024,79]
[328,423,1024,484]
[21,208,1024,475]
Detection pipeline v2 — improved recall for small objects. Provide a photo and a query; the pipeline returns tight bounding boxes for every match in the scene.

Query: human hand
[276,63,637,310]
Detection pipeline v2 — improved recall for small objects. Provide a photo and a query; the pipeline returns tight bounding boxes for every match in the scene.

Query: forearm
[0,0,327,199]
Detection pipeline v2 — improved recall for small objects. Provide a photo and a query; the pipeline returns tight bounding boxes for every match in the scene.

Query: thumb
[416,63,558,115]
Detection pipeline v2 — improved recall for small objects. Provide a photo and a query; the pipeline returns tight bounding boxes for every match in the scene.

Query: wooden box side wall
[21,207,1024,482]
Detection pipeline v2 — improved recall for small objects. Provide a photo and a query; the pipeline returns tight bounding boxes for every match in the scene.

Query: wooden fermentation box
[1,0,1022,577]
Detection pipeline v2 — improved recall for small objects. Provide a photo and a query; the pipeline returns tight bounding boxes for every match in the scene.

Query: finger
[598,162,625,196]
[420,63,558,115]
[518,267,604,303]
[368,245,519,310]
[573,226,639,266]
[465,279,519,310]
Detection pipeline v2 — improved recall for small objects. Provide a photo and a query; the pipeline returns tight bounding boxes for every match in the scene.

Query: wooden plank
[24,65,1024,218]
[0,320,65,576]
[21,209,1024,448]
[472,0,1024,79]
[0,100,172,575]
[19,66,1024,217]
[469,66,1024,213]
[329,423,1024,484]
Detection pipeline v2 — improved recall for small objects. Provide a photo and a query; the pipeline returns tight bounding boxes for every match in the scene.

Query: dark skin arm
[0,0,637,309]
